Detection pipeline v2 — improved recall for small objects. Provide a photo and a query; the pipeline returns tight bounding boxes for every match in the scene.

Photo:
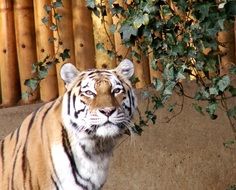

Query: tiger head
[60,59,137,138]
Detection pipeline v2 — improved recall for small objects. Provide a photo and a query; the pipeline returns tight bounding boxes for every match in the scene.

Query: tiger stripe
[0,60,137,190]
[0,140,4,175]
[67,90,72,115]
[61,127,79,184]
[40,101,57,142]
[22,111,37,183]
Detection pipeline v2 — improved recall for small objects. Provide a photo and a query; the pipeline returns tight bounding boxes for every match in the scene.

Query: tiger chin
[0,59,137,190]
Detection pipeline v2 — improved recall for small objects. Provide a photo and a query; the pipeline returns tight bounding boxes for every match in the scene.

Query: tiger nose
[99,107,116,117]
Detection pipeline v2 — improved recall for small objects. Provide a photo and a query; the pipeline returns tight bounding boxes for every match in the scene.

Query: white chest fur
[51,136,112,190]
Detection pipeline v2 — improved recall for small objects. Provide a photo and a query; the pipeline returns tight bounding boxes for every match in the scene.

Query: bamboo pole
[14,0,39,103]
[72,0,96,71]
[218,29,235,75]
[148,52,162,83]
[33,0,58,102]
[0,0,21,106]
[92,0,116,69]
[132,47,151,88]
[0,68,1,104]
[53,0,75,95]
[235,18,236,64]
[112,0,130,60]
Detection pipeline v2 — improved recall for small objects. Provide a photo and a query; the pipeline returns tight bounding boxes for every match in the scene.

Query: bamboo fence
[0,0,235,106]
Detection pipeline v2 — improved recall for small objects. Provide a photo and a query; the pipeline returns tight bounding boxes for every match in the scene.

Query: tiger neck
[64,124,117,159]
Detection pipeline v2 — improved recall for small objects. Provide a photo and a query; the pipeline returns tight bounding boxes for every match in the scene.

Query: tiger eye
[85,90,94,96]
[113,88,121,94]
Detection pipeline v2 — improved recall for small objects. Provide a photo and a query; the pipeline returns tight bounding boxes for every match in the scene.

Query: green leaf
[153,78,163,91]
[132,124,143,135]
[145,111,157,124]
[143,13,149,25]
[22,92,29,100]
[202,89,210,99]
[108,0,115,6]
[225,1,236,16]
[161,5,172,16]
[54,13,63,21]
[163,81,176,96]
[176,65,187,81]
[107,50,115,59]
[206,101,218,119]
[109,24,116,34]
[59,49,70,61]
[163,63,175,81]
[194,3,211,21]
[44,4,52,14]
[143,2,157,14]
[193,103,205,115]
[32,63,38,73]
[217,75,230,92]
[194,91,202,100]
[38,66,48,80]
[229,66,236,75]
[217,19,225,30]
[24,79,39,91]
[52,1,63,8]
[173,0,188,11]
[172,42,185,56]
[195,61,204,70]
[131,51,141,61]
[86,0,96,9]
[133,13,149,29]
[151,59,158,71]
[111,3,124,15]
[209,87,219,96]
[152,96,164,110]
[183,33,190,43]
[50,24,58,31]
[119,23,138,41]
[167,15,181,27]
[133,15,143,29]
[92,8,100,17]
[41,16,49,25]
[166,33,175,45]
[96,43,105,51]
[204,58,217,72]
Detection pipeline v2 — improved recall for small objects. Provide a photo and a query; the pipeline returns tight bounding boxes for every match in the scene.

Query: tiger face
[60,59,137,138]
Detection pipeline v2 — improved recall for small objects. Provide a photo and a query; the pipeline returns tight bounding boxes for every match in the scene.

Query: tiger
[0,59,137,190]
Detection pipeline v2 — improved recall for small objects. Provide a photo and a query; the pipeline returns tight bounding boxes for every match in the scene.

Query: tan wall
[104,89,236,189]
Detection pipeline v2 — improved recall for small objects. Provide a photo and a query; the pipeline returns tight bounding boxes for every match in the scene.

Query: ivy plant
[86,0,236,138]
[23,0,70,99]
[24,0,236,142]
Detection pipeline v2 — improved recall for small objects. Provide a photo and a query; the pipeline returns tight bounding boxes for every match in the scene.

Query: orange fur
[0,60,136,190]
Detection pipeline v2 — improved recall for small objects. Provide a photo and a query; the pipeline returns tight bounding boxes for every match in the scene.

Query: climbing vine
[24,0,236,142]
[23,0,70,99]
[86,0,236,139]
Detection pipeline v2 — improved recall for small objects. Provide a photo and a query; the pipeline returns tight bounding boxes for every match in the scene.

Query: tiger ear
[60,63,80,85]
[115,59,134,79]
